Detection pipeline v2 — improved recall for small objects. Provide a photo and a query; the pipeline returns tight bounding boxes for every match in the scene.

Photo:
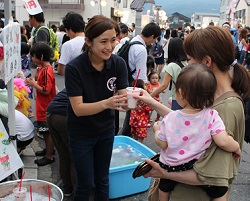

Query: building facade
[191,12,220,28]
[15,0,136,28]
[220,0,250,27]
[168,12,191,30]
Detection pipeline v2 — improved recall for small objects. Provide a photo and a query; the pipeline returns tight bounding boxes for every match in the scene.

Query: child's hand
[25,77,35,87]
[233,148,242,160]
[153,122,160,133]
[146,85,152,93]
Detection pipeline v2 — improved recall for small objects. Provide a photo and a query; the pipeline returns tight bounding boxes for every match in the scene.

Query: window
[123,0,128,8]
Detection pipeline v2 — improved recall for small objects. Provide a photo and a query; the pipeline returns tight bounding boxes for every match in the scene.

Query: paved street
[27,72,250,201]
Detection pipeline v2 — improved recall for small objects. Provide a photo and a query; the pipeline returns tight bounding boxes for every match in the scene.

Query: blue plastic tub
[109,136,156,199]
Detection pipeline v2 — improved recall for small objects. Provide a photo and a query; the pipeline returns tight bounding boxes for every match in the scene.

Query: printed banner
[2,21,21,84]
[22,0,43,15]
[0,120,23,181]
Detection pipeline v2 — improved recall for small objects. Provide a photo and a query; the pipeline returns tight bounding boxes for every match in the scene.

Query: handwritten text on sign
[22,0,43,15]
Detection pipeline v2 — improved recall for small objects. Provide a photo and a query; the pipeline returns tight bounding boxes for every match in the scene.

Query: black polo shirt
[65,52,128,137]
[46,88,68,116]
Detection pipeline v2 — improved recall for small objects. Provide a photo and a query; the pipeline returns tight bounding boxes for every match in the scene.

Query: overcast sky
[144,0,220,17]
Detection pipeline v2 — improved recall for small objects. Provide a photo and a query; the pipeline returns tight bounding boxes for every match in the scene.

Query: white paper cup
[126,87,141,109]
[13,187,27,201]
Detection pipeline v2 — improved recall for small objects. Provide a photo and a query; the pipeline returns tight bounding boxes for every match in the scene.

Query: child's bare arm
[212,131,240,154]
[25,77,50,95]
[153,122,168,149]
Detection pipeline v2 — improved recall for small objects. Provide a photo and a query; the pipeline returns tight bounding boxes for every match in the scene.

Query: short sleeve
[115,56,129,90]
[157,116,168,142]
[210,109,226,136]
[59,42,71,65]
[65,62,83,97]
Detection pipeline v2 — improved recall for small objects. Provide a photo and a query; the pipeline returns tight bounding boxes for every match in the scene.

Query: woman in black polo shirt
[65,15,128,201]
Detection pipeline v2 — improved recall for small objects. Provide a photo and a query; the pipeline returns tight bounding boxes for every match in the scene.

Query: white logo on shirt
[107,77,117,91]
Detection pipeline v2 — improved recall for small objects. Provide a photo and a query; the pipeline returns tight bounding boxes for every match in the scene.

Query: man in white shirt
[57,12,85,75]
[128,22,161,84]
[56,25,67,53]
[119,22,161,136]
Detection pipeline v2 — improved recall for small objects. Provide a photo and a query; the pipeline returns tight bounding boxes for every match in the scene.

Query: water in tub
[0,192,55,201]
[110,144,145,168]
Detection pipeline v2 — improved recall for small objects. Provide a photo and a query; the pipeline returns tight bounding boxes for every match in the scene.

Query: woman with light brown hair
[135,26,250,200]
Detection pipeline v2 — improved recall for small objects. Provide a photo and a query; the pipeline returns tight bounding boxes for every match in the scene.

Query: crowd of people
[0,9,250,201]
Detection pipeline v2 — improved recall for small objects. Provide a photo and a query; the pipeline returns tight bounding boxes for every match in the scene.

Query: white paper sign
[2,21,21,84]
[22,0,43,15]
[0,120,24,181]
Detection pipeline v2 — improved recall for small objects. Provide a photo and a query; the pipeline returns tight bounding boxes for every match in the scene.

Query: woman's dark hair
[131,79,145,89]
[167,38,187,64]
[24,24,32,39]
[20,26,26,34]
[30,42,53,61]
[82,15,120,52]
[120,28,128,34]
[171,30,178,38]
[176,64,216,109]
[164,29,171,39]
[147,55,155,72]
[148,71,158,81]
[51,24,57,33]
[119,23,128,31]
[184,26,250,100]
[239,28,248,41]
[21,42,30,55]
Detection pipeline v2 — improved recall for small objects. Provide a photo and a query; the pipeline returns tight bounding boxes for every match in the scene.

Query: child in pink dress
[153,64,241,201]
[129,79,152,143]
[147,71,161,122]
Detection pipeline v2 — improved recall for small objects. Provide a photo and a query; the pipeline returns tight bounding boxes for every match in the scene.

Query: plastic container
[109,136,156,199]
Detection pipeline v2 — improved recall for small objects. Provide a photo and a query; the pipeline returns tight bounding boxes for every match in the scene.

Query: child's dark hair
[147,55,155,72]
[29,42,53,61]
[21,42,30,55]
[175,64,217,109]
[148,71,158,81]
[131,79,145,89]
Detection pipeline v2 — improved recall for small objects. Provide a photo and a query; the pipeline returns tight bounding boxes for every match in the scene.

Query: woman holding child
[136,26,250,200]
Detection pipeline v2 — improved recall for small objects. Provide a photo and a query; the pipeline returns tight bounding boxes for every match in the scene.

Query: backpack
[152,40,163,58]
[117,40,143,84]
[35,26,59,61]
